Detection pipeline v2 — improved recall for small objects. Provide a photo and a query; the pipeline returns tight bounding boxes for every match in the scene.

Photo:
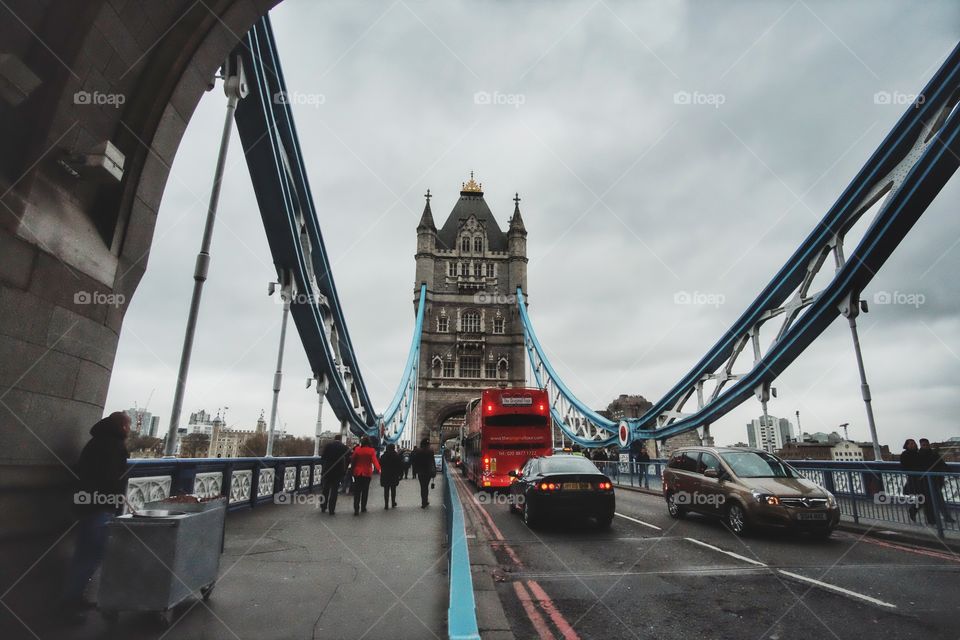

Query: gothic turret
[508,193,528,294]
[416,189,437,290]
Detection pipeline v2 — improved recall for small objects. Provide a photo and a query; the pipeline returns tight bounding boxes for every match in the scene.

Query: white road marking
[778,570,897,609]
[684,537,768,567]
[614,512,662,531]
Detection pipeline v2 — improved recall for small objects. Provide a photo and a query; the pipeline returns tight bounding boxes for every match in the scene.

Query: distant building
[187,409,215,436]
[747,415,794,453]
[149,415,159,438]
[931,437,960,462]
[125,407,157,437]
[802,431,842,444]
[778,440,891,461]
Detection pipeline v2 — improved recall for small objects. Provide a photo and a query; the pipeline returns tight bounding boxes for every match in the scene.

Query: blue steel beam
[379,284,426,445]
[518,41,960,446]
[232,17,375,435]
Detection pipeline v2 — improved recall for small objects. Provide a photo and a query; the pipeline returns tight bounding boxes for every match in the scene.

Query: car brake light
[538,482,560,491]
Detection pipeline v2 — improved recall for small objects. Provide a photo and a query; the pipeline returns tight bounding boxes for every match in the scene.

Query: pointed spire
[418,188,436,232]
[509,192,526,234]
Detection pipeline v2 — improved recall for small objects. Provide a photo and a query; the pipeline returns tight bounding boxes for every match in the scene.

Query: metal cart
[98,497,226,625]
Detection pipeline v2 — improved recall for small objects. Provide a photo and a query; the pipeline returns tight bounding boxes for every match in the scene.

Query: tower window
[459,262,467,276]
[460,356,481,378]
[443,361,455,378]
[474,237,483,252]
[438,316,448,332]
[485,362,497,379]
[460,237,470,252]
[448,262,455,277]
[473,263,481,277]
[462,311,480,333]
[493,317,504,334]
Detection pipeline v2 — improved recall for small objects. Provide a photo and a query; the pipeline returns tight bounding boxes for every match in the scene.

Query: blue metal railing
[125,456,322,511]
[592,458,960,539]
[443,461,480,640]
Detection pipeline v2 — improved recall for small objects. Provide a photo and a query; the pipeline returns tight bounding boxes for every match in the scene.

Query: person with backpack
[410,438,437,508]
[379,444,403,509]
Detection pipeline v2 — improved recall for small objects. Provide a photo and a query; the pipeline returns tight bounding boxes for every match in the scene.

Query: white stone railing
[125,475,172,512]
[229,470,253,504]
[193,471,223,499]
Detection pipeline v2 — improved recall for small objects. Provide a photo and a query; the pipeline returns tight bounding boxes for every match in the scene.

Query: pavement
[456,469,960,640]
[6,475,447,640]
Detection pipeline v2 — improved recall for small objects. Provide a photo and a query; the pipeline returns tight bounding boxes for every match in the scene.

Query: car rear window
[540,457,598,474]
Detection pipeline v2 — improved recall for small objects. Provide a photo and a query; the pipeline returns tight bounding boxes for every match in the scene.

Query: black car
[508,454,615,528]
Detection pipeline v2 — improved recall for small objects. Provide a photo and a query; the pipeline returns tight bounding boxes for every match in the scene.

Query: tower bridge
[1,3,960,639]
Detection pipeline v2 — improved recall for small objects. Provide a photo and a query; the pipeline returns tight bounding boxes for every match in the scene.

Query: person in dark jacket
[900,439,933,523]
[919,438,956,523]
[62,411,131,614]
[320,435,349,515]
[401,449,412,479]
[379,444,403,509]
[410,438,437,508]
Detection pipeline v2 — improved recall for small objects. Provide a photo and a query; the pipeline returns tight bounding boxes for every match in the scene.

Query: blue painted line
[443,462,480,640]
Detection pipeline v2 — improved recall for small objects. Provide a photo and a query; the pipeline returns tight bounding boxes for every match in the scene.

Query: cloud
[106,0,960,450]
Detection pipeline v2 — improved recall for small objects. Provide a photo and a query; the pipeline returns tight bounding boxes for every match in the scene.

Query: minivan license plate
[797,512,827,521]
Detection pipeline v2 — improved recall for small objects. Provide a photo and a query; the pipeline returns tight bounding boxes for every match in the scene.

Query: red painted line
[514,580,558,640]
[846,533,960,563]
[454,473,524,566]
[526,580,581,640]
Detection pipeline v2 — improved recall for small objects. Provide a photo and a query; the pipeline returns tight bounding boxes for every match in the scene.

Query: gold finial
[461,170,482,193]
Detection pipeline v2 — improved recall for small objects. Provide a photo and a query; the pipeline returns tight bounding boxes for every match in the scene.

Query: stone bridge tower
[413,173,528,447]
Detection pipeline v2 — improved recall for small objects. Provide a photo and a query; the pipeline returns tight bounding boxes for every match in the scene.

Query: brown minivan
[662,446,840,537]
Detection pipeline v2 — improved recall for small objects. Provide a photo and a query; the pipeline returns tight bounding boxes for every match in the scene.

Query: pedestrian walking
[319,434,349,515]
[900,439,934,523]
[410,438,437,508]
[379,444,403,509]
[350,436,381,515]
[402,449,412,479]
[919,438,956,524]
[61,411,131,620]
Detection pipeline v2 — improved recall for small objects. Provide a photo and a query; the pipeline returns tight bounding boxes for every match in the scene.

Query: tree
[241,433,268,457]
[128,435,163,458]
[180,433,210,458]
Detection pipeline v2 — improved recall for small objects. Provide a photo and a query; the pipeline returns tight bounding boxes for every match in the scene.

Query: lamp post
[307,375,328,456]
[163,56,248,457]
[265,274,293,457]
[839,293,882,461]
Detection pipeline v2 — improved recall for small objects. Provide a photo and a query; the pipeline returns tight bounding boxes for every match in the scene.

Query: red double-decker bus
[462,388,552,489]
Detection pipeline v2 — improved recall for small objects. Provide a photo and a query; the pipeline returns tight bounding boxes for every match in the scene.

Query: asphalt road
[454,473,960,640]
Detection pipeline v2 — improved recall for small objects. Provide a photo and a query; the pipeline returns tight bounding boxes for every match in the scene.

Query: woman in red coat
[350,436,381,515]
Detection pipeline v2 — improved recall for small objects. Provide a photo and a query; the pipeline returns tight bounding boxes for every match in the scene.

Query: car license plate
[796,512,828,521]
[563,482,590,490]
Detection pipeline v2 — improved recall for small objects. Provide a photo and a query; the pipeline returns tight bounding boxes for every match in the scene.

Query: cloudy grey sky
[106,0,960,450]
